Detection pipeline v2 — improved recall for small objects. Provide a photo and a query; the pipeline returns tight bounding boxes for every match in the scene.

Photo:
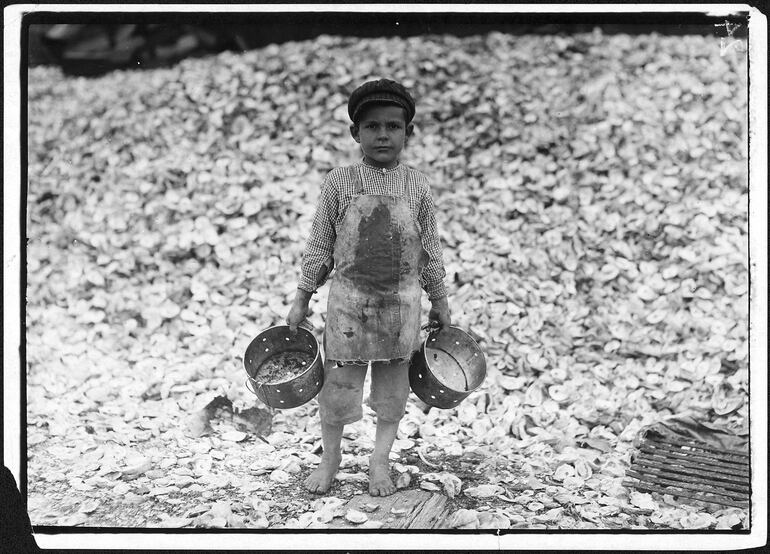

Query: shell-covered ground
[24,30,749,531]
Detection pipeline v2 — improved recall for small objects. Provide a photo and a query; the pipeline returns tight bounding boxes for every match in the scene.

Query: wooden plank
[408,493,451,529]
[650,435,748,458]
[644,439,750,465]
[634,455,750,487]
[639,444,749,474]
[623,479,749,509]
[625,470,748,502]
[329,490,450,529]
[632,460,750,493]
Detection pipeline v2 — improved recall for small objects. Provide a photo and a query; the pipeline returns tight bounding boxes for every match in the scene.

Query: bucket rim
[243,324,322,387]
[419,325,487,394]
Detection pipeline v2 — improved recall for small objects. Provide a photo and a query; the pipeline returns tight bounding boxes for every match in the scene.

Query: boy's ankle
[321,450,342,462]
[368,454,389,467]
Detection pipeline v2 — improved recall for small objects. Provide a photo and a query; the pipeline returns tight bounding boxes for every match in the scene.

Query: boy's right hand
[286,289,312,333]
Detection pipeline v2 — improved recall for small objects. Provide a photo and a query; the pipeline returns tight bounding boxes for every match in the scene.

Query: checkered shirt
[298,161,448,301]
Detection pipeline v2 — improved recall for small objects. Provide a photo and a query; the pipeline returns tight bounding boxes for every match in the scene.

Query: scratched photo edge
[4,2,766,551]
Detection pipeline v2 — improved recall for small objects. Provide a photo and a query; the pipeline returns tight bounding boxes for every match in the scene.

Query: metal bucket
[409,326,486,409]
[243,325,323,409]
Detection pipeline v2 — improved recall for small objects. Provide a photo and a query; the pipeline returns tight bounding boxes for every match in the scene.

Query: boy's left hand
[428,296,451,329]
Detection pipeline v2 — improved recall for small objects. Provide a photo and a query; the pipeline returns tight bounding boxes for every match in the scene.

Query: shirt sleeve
[417,182,448,301]
[298,176,338,293]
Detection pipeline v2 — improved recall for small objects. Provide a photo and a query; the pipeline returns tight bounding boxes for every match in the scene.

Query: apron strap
[352,166,365,195]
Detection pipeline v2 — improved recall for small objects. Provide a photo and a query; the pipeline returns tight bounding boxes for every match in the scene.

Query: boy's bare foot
[304,454,341,494]
[368,461,396,496]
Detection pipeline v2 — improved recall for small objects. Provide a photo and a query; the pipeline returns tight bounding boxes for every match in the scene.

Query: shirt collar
[360,159,401,174]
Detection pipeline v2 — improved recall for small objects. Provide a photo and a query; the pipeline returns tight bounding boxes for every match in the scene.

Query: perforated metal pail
[243,325,323,409]
[409,326,486,409]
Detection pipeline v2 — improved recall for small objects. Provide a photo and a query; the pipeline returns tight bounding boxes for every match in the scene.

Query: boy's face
[350,104,414,169]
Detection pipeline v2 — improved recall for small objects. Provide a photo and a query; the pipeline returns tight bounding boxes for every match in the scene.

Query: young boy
[287,78,451,497]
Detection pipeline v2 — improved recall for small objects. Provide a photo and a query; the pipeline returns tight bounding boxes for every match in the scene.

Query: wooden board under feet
[329,490,451,529]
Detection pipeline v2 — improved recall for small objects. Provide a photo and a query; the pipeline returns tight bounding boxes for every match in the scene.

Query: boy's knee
[369,398,407,423]
[319,409,362,426]
[318,362,366,425]
[319,388,363,425]
[368,362,410,422]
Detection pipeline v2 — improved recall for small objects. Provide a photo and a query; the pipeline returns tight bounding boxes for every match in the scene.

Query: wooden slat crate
[624,430,750,509]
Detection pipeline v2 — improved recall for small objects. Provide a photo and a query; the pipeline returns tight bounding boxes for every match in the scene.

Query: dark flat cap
[347,79,416,124]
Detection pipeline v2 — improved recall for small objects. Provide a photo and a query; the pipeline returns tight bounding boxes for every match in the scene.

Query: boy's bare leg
[369,418,399,496]
[304,422,344,494]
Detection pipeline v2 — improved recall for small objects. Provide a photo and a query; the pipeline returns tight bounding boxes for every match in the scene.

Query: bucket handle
[298,319,314,331]
[288,319,314,335]
[244,377,261,397]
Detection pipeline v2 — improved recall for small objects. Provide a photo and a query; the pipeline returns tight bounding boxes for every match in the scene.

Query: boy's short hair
[348,79,416,124]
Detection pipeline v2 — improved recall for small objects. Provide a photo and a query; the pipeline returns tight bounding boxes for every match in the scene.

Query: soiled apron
[325,166,428,362]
